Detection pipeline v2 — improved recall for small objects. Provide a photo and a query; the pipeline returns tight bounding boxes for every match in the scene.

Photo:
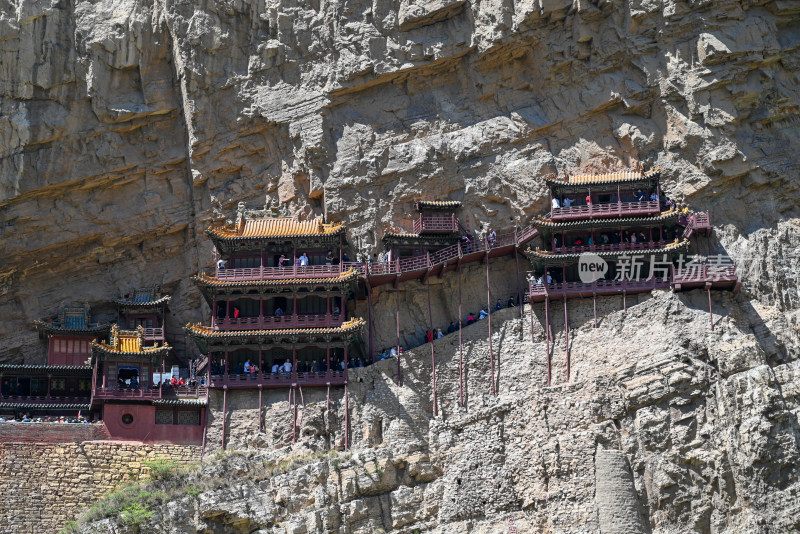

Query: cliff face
[2,0,800,532]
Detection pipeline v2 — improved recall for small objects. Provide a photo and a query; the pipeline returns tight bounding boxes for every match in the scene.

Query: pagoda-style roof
[416,200,461,211]
[532,209,681,232]
[208,218,344,241]
[0,364,92,375]
[35,305,111,338]
[91,325,171,359]
[152,398,208,407]
[111,287,171,308]
[185,317,365,339]
[545,168,660,187]
[524,239,690,264]
[192,268,359,289]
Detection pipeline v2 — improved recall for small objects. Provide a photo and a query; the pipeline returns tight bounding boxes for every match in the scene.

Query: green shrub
[119,502,154,526]
[143,459,180,480]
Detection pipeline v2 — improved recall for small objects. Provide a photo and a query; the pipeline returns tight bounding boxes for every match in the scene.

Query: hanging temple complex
[2,169,739,449]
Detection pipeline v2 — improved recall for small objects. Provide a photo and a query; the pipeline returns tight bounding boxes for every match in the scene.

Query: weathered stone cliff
[1,0,799,532]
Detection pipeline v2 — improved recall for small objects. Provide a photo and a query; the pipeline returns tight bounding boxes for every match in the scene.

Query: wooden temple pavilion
[526,168,740,384]
[185,200,365,447]
[90,325,206,443]
[0,304,110,415]
[111,287,171,344]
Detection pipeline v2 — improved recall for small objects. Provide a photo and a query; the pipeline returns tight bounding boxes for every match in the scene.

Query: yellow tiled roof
[416,200,461,209]
[184,317,366,338]
[546,168,660,185]
[192,268,359,288]
[208,218,344,240]
[92,325,170,355]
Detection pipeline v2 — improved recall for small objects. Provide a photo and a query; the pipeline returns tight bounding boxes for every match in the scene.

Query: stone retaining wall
[0,441,200,534]
[0,422,109,443]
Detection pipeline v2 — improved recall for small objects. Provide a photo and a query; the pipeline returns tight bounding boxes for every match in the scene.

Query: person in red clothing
[426,330,433,343]
[233,307,240,318]
[178,377,185,386]
[586,195,592,206]
[171,376,178,386]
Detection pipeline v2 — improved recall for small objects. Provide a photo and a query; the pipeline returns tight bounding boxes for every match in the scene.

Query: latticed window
[155,410,173,425]
[177,410,201,425]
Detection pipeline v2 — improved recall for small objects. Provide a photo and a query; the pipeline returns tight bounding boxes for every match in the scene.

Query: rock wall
[0,440,200,534]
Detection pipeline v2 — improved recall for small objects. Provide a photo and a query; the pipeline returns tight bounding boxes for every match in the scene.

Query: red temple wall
[102,404,204,445]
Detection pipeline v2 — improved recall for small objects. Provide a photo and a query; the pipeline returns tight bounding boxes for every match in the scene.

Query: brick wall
[0,422,109,443]
[0,441,201,533]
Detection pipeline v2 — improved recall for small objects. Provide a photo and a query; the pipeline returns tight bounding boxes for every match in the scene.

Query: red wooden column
[292,386,297,443]
[258,385,263,433]
[366,278,374,363]
[221,386,228,450]
[426,278,438,417]
[458,258,464,408]
[545,297,551,386]
[563,296,570,382]
[258,349,263,380]
[292,347,297,379]
[395,290,402,387]
[326,345,331,379]
[485,239,496,396]
[224,351,229,380]
[344,345,350,450]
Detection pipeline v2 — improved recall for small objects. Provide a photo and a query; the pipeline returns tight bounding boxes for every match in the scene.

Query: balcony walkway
[208,370,347,389]
[550,201,660,221]
[213,314,344,331]
[349,224,540,288]
[90,385,207,407]
[214,264,346,282]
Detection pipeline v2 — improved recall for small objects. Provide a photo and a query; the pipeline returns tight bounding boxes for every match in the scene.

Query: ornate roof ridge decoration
[192,268,359,288]
[152,398,208,407]
[0,403,91,409]
[35,303,110,337]
[111,286,171,307]
[184,317,366,339]
[0,364,92,371]
[545,167,661,186]
[416,200,462,210]
[532,208,681,228]
[92,325,171,357]
[207,198,344,240]
[524,238,690,260]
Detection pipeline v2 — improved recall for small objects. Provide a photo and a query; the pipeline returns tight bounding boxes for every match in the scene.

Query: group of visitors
[418,296,518,345]
[0,414,95,424]
[550,189,682,212]
[218,250,342,271]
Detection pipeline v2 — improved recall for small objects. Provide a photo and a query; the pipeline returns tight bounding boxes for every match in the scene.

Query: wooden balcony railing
[214,264,344,282]
[553,241,666,254]
[142,327,164,340]
[0,394,91,405]
[208,370,347,388]
[413,215,459,234]
[528,277,671,299]
[214,314,344,331]
[673,264,737,284]
[92,385,207,401]
[550,201,659,221]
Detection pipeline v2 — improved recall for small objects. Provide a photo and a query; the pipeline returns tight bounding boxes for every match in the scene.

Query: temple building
[91,325,205,443]
[112,286,171,346]
[0,305,109,416]
[381,200,466,264]
[526,168,739,384]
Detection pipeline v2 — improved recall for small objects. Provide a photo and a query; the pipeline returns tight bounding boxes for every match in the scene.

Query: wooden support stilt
[426,278,438,417]
[258,385,263,433]
[396,289,402,387]
[298,386,305,436]
[707,285,714,331]
[623,291,627,311]
[344,383,350,450]
[514,249,524,319]
[593,293,598,328]
[366,280,374,362]
[564,297,570,382]
[221,387,227,450]
[458,263,464,408]
[326,383,331,412]
[292,386,297,443]
[545,298,551,386]
[485,245,496,396]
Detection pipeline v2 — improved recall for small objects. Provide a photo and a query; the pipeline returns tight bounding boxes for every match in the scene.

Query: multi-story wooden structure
[91,325,205,443]
[381,200,465,264]
[185,201,364,386]
[526,168,739,383]
[112,287,171,345]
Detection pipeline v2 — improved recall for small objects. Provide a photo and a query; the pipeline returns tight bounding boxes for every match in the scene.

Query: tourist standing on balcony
[300,252,309,266]
[552,197,561,209]
[217,257,228,270]
[282,360,292,374]
[325,250,334,265]
[244,360,251,373]
[650,192,659,203]
[636,189,645,201]
[271,362,279,374]
[342,252,350,263]
[586,195,593,206]
[488,228,496,247]
[332,305,340,315]
[563,197,574,207]
[274,307,284,317]
[278,254,288,269]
